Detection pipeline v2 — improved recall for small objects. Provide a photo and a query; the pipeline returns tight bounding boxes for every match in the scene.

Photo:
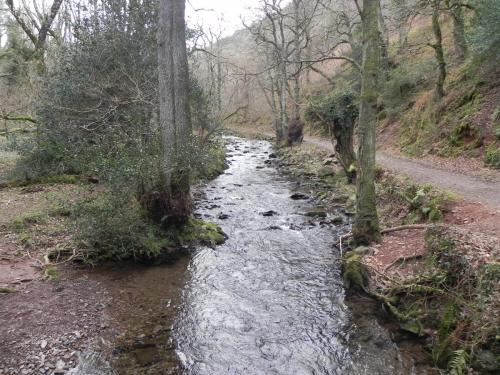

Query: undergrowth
[345,226,500,374]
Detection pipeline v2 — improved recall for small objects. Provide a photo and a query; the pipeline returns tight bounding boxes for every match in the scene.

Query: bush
[381,68,417,120]
[492,107,500,140]
[469,0,500,60]
[74,192,176,263]
[484,143,500,169]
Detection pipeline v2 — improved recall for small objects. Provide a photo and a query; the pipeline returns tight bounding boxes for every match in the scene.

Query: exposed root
[380,224,431,234]
[384,254,424,271]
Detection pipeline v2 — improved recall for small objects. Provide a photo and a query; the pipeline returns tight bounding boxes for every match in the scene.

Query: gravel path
[303,136,500,210]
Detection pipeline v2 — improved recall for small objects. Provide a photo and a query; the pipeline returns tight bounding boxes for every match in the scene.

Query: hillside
[217,4,499,172]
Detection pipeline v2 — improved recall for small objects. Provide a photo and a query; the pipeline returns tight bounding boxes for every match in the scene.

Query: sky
[186,0,260,37]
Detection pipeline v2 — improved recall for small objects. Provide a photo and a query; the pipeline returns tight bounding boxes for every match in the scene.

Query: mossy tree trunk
[352,0,381,245]
[155,0,192,226]
[430,0,446,99]
[332,120,357,184]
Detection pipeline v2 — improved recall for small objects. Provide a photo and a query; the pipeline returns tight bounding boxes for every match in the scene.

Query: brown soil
[365,200,500,282]
[0,259,188,375]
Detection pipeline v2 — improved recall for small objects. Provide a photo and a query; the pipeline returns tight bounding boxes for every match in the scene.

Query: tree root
[384,254,424,271]
[380,224,431,235]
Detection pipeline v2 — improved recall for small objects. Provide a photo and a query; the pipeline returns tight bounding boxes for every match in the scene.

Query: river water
[174,137,420,375]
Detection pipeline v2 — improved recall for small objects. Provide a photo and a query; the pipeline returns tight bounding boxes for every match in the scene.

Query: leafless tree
[5,0,64,61]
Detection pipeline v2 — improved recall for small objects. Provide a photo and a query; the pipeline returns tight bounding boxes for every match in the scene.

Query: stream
[173,137,420,375]
[73,136,428,375]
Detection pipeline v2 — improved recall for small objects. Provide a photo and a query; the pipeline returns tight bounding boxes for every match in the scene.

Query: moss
[342,252,368,291]
[44,265,60,281]
[178,219,226,247]
[0,287,15,293]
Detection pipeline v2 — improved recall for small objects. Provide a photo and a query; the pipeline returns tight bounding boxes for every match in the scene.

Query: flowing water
[174,137,421,375]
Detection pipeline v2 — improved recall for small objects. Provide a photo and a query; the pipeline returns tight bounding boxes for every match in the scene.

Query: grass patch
[10,212,48,231]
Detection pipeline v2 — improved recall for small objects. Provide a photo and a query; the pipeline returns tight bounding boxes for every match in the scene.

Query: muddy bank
[0,259,189,375]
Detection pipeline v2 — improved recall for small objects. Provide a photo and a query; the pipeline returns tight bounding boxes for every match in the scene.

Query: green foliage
[469,0,500,59]
[342,252,367,291]
[304,91,358,132]
[191,138,227,182]
[74,192,175,263]
[448,123,482,149]
[44,265,60,281]
[448,349,469,375]
[0,20,33,87]
[484,143,500,169]
[380,66,418,121]
[11,212,47,232]
[178,219,226,247]
[492,107,500,140]
[378,174,447,225]
[6,173,80,187]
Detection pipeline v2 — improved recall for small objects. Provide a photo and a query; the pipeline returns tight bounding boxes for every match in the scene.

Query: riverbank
[271,139,499,374]
[0,138,227,375]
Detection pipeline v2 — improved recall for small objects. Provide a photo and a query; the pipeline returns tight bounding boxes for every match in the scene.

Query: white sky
[186,0,260,37]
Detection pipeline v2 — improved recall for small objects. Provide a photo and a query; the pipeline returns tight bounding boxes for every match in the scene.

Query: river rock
[217,214,230,220]
[290,193,309,200]
[304,210,327,218]
[318,167,335,177]
[330,215,343,225]
[261,210,278,217]
[474,350,499,372]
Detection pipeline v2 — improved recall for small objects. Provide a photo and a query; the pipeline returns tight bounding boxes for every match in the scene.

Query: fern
[448,349,469,375]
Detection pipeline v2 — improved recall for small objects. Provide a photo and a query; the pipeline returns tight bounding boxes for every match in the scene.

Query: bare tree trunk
[155,0,192,225]
[430,1,446,99]
[6,0,64,62]
[292,0,302,120]
[450,1,467,61]
[352,0,381,245]
[279,59,288,142]
[378,2,390,74]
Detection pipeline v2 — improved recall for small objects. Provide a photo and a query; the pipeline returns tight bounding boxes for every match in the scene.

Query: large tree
[156,0,192,225]
[352,0,381,245]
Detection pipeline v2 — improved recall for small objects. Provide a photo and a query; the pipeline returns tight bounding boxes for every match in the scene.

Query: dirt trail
[300,136,500,210]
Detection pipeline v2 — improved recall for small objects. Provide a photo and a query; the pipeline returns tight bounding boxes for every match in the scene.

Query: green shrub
[469,0,500,59]
[484,143,500,169]
[492,107,500,140]
[74,192,175,263]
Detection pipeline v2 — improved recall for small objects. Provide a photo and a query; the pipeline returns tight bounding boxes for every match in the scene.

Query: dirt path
[297,136,500,210]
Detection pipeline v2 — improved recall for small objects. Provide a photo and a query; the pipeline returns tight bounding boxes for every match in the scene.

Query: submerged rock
[290,193,309,200]
[261,210,278,217]
[304,210,327,218]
